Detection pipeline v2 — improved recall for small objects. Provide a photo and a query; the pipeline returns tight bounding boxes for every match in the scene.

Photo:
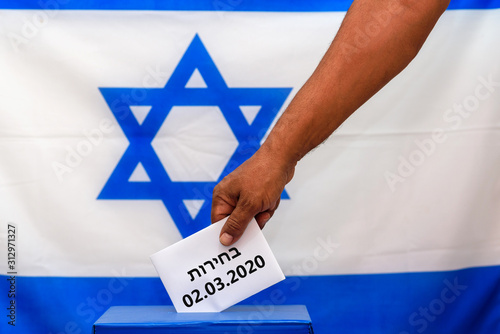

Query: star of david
[98,34,292,238]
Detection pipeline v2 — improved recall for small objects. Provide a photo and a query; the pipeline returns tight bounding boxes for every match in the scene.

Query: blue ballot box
[93,305,313,333]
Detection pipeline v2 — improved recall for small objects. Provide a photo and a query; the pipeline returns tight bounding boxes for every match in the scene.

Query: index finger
[218,200,259,246]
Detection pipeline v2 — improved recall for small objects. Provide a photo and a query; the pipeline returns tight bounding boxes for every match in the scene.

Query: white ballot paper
[150,218,285,313]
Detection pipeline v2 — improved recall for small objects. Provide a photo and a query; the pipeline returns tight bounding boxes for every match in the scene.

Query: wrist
[257,138,298,181]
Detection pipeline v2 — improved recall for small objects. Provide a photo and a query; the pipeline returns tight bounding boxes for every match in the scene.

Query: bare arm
[212,0,450,246]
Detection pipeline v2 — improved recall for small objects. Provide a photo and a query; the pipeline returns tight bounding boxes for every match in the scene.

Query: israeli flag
[1,1,500,333]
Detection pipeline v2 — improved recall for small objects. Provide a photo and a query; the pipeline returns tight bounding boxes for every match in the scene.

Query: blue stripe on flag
[0,0,499,11]
[2,265,499,334]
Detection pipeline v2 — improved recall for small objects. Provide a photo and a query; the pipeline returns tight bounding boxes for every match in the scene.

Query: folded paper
[150,218,285,312]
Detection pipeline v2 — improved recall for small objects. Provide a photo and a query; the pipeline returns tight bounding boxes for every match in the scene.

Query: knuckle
[212,183,223,197]
[239,198,260,213]
[224,218,243,234]
[273,198,281,210]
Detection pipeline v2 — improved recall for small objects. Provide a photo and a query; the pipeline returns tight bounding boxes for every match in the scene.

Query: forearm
[212,0,450,245]
[261,0,450,167]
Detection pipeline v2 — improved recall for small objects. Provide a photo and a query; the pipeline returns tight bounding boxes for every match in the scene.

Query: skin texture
[211,0,451,246]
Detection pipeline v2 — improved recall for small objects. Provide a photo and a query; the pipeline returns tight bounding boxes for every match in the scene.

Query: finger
[211,185,236,224]
[255,212,271,229]
[219,202,258,246]
[255,197,280,228]
[211,197,234,224]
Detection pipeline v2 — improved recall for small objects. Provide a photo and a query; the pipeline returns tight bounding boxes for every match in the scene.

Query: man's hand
[211,147,295,246]
[211,0,449,245]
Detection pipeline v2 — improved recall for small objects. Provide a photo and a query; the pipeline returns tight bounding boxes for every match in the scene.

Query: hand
[211,147,295,246]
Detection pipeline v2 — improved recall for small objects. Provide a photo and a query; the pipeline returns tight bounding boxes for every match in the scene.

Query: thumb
[219,203,257,246]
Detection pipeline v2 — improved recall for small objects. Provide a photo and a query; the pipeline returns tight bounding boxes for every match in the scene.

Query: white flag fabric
[1,1,499,333]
